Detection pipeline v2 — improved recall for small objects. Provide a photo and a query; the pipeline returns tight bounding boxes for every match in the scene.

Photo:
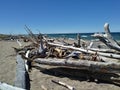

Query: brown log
[34,58,120,73]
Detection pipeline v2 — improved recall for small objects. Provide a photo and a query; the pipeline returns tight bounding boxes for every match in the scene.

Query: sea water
[46,32,120,41]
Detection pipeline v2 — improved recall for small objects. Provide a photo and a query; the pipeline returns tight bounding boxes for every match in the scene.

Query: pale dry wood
[48,42,120,59]
[51,80,75,90]
[41,85,48,90]
[17,39,22,47]
[92,23,120,51]
[15,55,27,89]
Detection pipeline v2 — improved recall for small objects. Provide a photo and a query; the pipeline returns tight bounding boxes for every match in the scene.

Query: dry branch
[92,23,120,51]
[51,80,75,90]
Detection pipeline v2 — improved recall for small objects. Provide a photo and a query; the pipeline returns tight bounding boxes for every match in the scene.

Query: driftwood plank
[14,55,27,89]
[34,58,120,73]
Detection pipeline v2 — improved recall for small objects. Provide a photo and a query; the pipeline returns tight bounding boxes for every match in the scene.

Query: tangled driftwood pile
[12,23,120,89]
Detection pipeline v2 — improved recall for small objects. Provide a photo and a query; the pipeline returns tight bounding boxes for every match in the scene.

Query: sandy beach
[0,40,120,90]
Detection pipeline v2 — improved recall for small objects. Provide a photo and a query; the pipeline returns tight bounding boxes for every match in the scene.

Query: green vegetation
[0,34,9,39]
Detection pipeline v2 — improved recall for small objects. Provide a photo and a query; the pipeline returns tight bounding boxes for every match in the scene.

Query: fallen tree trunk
[14,55,28,89]
[48,42,120,59]
[34,58,120,73]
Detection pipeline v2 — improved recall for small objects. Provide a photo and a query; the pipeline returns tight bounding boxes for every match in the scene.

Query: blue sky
[0,0,120,34]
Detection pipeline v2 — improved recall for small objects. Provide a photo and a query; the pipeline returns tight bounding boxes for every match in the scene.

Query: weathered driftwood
[25,50,30,72]
[92,23,120,51]
[77,33,80,47]
[88,48,120,54]
[87,41,93,49]
[34,58,120,73]
[17,39,22,47]
[51,80,75,90]
[48,42,120,59]
[24,25,39,45]
[41,85,48,90]
[0,82,25,90]
[15,55,27,89]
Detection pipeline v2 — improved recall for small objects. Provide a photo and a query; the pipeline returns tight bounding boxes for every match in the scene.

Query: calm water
[46,32,120,41]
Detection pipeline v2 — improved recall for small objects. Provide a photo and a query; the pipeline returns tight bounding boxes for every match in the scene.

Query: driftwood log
[14,55,28,89]
[34,58,120,73]
[48,42,120,59]
[92,23,120,51]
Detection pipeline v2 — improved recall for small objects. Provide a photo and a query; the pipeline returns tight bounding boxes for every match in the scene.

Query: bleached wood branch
[92,23,120,51]
[25,50,30,72]
[88,48,118,53]
[48,42,120,59]
[51,80,75,90]
[41,85,48,90]
[17,39,22,47]
[39,33,44,53]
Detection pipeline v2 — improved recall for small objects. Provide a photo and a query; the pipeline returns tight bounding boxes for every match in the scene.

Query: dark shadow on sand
[33,66,120,87]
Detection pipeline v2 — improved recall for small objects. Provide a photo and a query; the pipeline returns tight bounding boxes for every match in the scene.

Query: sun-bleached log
[92,23,120,51]
[34,58,120,73]
[15,55,27,89]
[48,42,120,59]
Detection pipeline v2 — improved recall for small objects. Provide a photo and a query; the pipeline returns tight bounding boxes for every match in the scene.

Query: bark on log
[34,58,120,73]
[48,42,120,59]
[14,55,27,89]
